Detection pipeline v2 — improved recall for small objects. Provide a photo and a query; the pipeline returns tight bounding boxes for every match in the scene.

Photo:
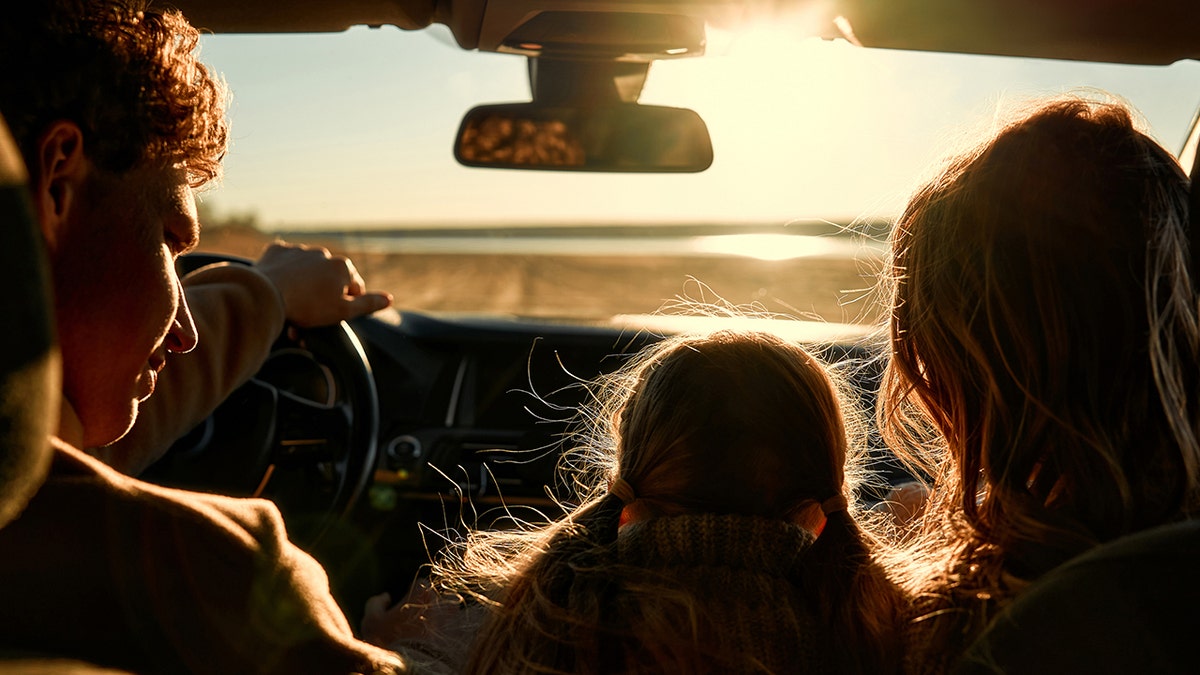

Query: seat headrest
[0,113,60,529]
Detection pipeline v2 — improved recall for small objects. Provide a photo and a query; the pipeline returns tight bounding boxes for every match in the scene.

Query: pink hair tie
[609,477,637,505]
[821,494,848,515]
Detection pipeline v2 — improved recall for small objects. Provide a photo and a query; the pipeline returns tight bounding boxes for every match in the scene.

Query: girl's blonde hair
[879,97,1200,659]
[433,329,902,673]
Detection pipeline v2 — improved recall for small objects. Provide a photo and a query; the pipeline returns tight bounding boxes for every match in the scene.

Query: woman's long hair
[878,97,1200,657]
[433,330,903,674]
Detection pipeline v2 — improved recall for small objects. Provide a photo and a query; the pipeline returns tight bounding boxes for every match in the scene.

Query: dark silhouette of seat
[954,519,1200,674]
[0,111,57,530]
[0,114,135,674]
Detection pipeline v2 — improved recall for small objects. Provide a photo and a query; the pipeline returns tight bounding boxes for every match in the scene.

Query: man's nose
[164,280,198,354]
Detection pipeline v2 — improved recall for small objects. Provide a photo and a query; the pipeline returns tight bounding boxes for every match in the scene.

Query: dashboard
[360,312,660,509]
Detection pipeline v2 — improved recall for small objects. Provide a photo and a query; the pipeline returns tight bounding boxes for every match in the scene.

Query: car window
[195,24,1200,326]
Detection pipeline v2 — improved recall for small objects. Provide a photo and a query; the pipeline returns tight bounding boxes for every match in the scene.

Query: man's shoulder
[44,437,289,547]
[0,443,408,675]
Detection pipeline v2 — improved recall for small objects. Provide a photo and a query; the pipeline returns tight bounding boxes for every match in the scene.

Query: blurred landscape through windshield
[194,24,1200,325]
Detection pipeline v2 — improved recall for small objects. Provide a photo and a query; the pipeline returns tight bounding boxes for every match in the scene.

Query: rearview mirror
[454,102,714,173]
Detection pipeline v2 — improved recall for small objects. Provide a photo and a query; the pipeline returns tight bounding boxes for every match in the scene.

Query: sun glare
[690,233,867,261]
[638,23,889,222]
[200,19,1200,228]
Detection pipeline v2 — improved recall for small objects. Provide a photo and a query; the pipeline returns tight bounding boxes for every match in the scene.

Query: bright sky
[196,23,1200,230]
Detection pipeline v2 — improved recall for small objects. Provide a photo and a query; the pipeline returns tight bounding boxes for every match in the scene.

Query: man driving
[0,0,409,672]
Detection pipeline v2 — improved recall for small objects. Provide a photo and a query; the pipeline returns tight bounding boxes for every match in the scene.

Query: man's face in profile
[53,161,200,448]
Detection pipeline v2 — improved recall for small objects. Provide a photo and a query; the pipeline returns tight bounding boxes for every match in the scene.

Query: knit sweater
[606,513,832,674]
[398,514,883,674]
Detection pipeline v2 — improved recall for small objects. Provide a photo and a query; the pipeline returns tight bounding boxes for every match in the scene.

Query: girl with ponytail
[402,329,903,674]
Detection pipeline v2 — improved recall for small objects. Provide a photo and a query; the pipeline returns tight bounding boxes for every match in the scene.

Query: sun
[636,22,892,222]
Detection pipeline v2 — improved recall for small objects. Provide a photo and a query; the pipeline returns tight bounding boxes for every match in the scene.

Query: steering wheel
[143,253,380,545]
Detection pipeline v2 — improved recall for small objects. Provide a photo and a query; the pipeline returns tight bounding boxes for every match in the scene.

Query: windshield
[195,24,1200,326]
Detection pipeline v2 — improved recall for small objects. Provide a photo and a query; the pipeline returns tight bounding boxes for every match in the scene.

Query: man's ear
[33,121,88,252]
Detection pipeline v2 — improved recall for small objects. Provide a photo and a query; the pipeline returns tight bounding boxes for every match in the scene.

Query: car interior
[7,0,1200,669]
[164,0,1200,630]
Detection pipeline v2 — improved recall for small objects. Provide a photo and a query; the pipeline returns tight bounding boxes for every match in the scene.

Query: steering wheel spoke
[270,390,356,468]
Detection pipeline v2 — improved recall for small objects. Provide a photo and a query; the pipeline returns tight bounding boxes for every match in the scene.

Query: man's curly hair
[0,0,228,188]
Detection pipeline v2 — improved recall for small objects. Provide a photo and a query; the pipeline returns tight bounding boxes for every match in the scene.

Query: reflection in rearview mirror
[455,103,713,173]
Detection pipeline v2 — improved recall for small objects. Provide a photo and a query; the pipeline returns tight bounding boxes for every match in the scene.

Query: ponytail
[464,493,628,674]
[802,509,903,675]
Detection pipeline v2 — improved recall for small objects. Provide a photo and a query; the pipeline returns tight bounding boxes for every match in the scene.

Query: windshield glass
[195,25,1200,327]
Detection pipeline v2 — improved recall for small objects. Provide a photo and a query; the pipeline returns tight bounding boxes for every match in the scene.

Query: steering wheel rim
[143,253,380,545]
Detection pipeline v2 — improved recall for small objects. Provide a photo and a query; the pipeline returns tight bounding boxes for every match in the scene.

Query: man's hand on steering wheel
[254,242,393,328]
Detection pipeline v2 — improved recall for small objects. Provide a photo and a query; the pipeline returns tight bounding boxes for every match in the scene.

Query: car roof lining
[169,0,1200,65]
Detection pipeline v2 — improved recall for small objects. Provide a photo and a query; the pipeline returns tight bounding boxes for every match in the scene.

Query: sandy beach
[197,225,888,326]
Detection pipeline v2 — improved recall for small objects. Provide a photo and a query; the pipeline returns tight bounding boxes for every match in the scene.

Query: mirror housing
[454,57,714,173]
[454,102,713,173]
